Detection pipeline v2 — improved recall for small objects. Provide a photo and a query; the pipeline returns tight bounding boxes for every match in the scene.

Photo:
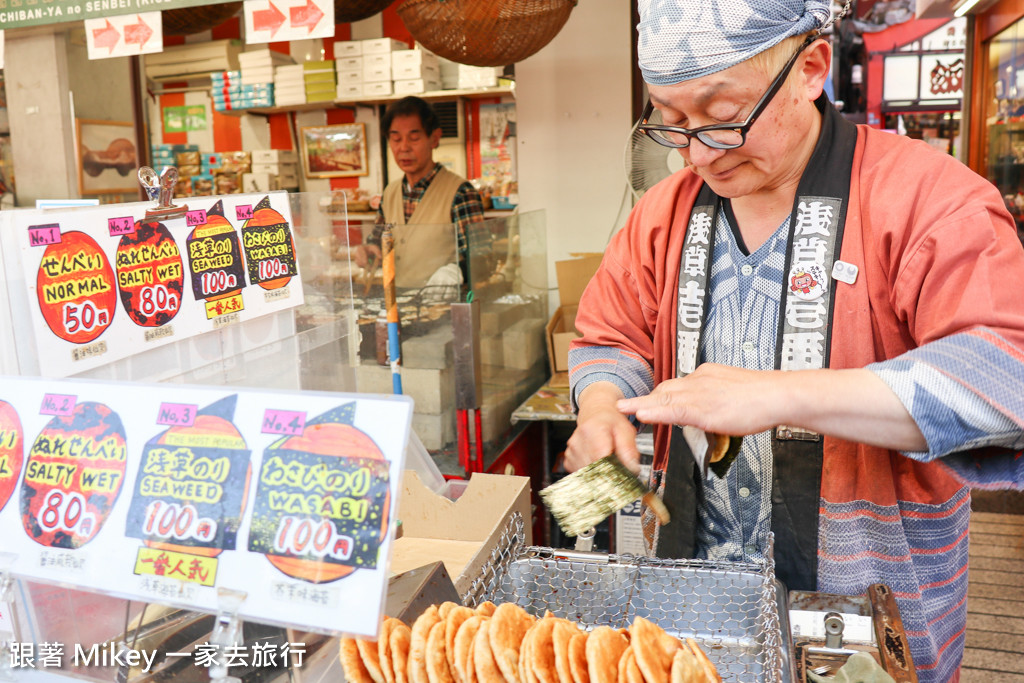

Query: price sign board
[11,192,302,378]
[0,375,412,637]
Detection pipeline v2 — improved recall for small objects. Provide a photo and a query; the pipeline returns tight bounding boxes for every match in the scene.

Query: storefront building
[966,0,1024,232]
[865,16,966,153]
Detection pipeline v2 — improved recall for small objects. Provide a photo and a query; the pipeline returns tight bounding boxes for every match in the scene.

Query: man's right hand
[565,382,641,474]
[353,243,382,269]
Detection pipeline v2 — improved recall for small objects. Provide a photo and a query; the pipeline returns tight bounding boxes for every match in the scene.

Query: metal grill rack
[463,513,786,683]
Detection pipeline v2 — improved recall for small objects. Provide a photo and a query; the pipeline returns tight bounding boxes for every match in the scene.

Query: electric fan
[624,107,687,201]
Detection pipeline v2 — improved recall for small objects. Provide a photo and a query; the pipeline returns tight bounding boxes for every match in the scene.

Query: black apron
[647,96,858,592]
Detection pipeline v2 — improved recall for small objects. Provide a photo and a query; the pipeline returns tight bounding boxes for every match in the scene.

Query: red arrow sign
[253,1,286,35]
[290,0,323,32]
[125,15,153,48]
[92,19,120,53]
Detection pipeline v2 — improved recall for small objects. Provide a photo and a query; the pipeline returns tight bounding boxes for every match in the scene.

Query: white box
[363,80,393,96]
[394,78,442,95]
[252,149,298,164]
[438,56,460,77]
[276,64,305,76]
[458,73,498,88]
[362,37,406,54]
[278,171,299,188]
[335,56,363,72]
[336,70,363,86]
[242,172,279,193]
[241,64,275,76]
[239,49,294,67]
[392,62,441,80]
[337,83,363,99]
[274,94,307,106]
[241,72,275,86]
[274,85,307,98]
[391,49,439,69]
[364,52,391,69]
[251,161,297,175]
[333,40,362,56]
[363,64,391,82]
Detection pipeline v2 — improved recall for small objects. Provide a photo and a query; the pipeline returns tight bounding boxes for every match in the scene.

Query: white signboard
[84,12,163,60]
[883,54,920,102]
[11,192,303,378]
[919,53,964,100]
[0,375,412,637]
[243,0,334,44]
[918,17,966,52]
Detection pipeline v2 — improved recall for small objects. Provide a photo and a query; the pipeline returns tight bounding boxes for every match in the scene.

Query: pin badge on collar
[832,260,859,285]
[788,263,827,301]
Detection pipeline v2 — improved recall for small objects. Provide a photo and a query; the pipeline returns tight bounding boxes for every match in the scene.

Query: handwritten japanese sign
[12,192,301,378]
[0,376,412,637]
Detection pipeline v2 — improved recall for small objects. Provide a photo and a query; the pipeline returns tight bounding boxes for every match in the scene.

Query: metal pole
[381,224,402,394]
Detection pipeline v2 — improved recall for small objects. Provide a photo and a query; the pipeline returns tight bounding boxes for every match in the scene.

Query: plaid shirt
[370,163,489,260]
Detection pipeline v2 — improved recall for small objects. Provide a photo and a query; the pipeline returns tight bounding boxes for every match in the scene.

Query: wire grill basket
[463,513,785,683]
[396,0,576,67]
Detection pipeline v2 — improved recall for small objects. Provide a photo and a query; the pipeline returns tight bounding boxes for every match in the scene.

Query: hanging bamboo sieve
[336,0,397,23]
[396,0,576,67]
[162,2,242,36]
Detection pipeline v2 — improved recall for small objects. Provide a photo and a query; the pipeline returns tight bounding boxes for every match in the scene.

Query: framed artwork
[76,119,138,195]
[300,123,369,178]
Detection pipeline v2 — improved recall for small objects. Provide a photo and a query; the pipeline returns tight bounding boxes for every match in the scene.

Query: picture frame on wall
[76,119,138,196]
[300,123,369,179]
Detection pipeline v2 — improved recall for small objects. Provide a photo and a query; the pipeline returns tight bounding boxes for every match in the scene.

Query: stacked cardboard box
[392,49,442,95]
[546,254,604,376]
[335,56,363,99]
[333,40,362,99]
[212,151,251,194]
[245,149,300,190]
[274,64,307,106]
[361,52,392,97]
[334,39,363,58]
[211,70,273,112]
[239,48,293,86]
[304,59,336,104]
[151,143,197,171]
[361,37,406,97]
[145,39,242,79]
[438,57,502,89]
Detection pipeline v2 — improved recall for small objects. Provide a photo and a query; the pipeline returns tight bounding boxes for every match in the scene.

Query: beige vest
[382,166,462,288]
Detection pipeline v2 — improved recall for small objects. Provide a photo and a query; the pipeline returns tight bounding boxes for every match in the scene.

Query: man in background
[355,96,489,295]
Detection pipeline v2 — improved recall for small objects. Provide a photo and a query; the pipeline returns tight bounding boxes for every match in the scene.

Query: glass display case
[984,17,1024,242]
[333,208,548,469]
[0,189,546,477]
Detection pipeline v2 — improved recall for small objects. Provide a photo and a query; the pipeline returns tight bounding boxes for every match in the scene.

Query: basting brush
[540,430,742,538]
[540,454,670,538]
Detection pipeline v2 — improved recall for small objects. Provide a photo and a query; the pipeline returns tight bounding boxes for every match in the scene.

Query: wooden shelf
[215,85,514,116]
[334,85,514,106]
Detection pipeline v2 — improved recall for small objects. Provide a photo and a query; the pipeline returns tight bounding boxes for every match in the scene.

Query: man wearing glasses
[565,2,1024,681]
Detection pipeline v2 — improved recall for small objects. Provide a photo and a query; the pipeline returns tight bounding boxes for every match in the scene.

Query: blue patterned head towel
[637,0,831,85]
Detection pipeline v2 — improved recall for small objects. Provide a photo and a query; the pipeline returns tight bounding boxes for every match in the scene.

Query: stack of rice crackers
[340,602,721,683]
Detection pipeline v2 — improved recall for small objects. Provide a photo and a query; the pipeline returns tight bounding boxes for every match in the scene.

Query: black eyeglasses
[638,36,815,150]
